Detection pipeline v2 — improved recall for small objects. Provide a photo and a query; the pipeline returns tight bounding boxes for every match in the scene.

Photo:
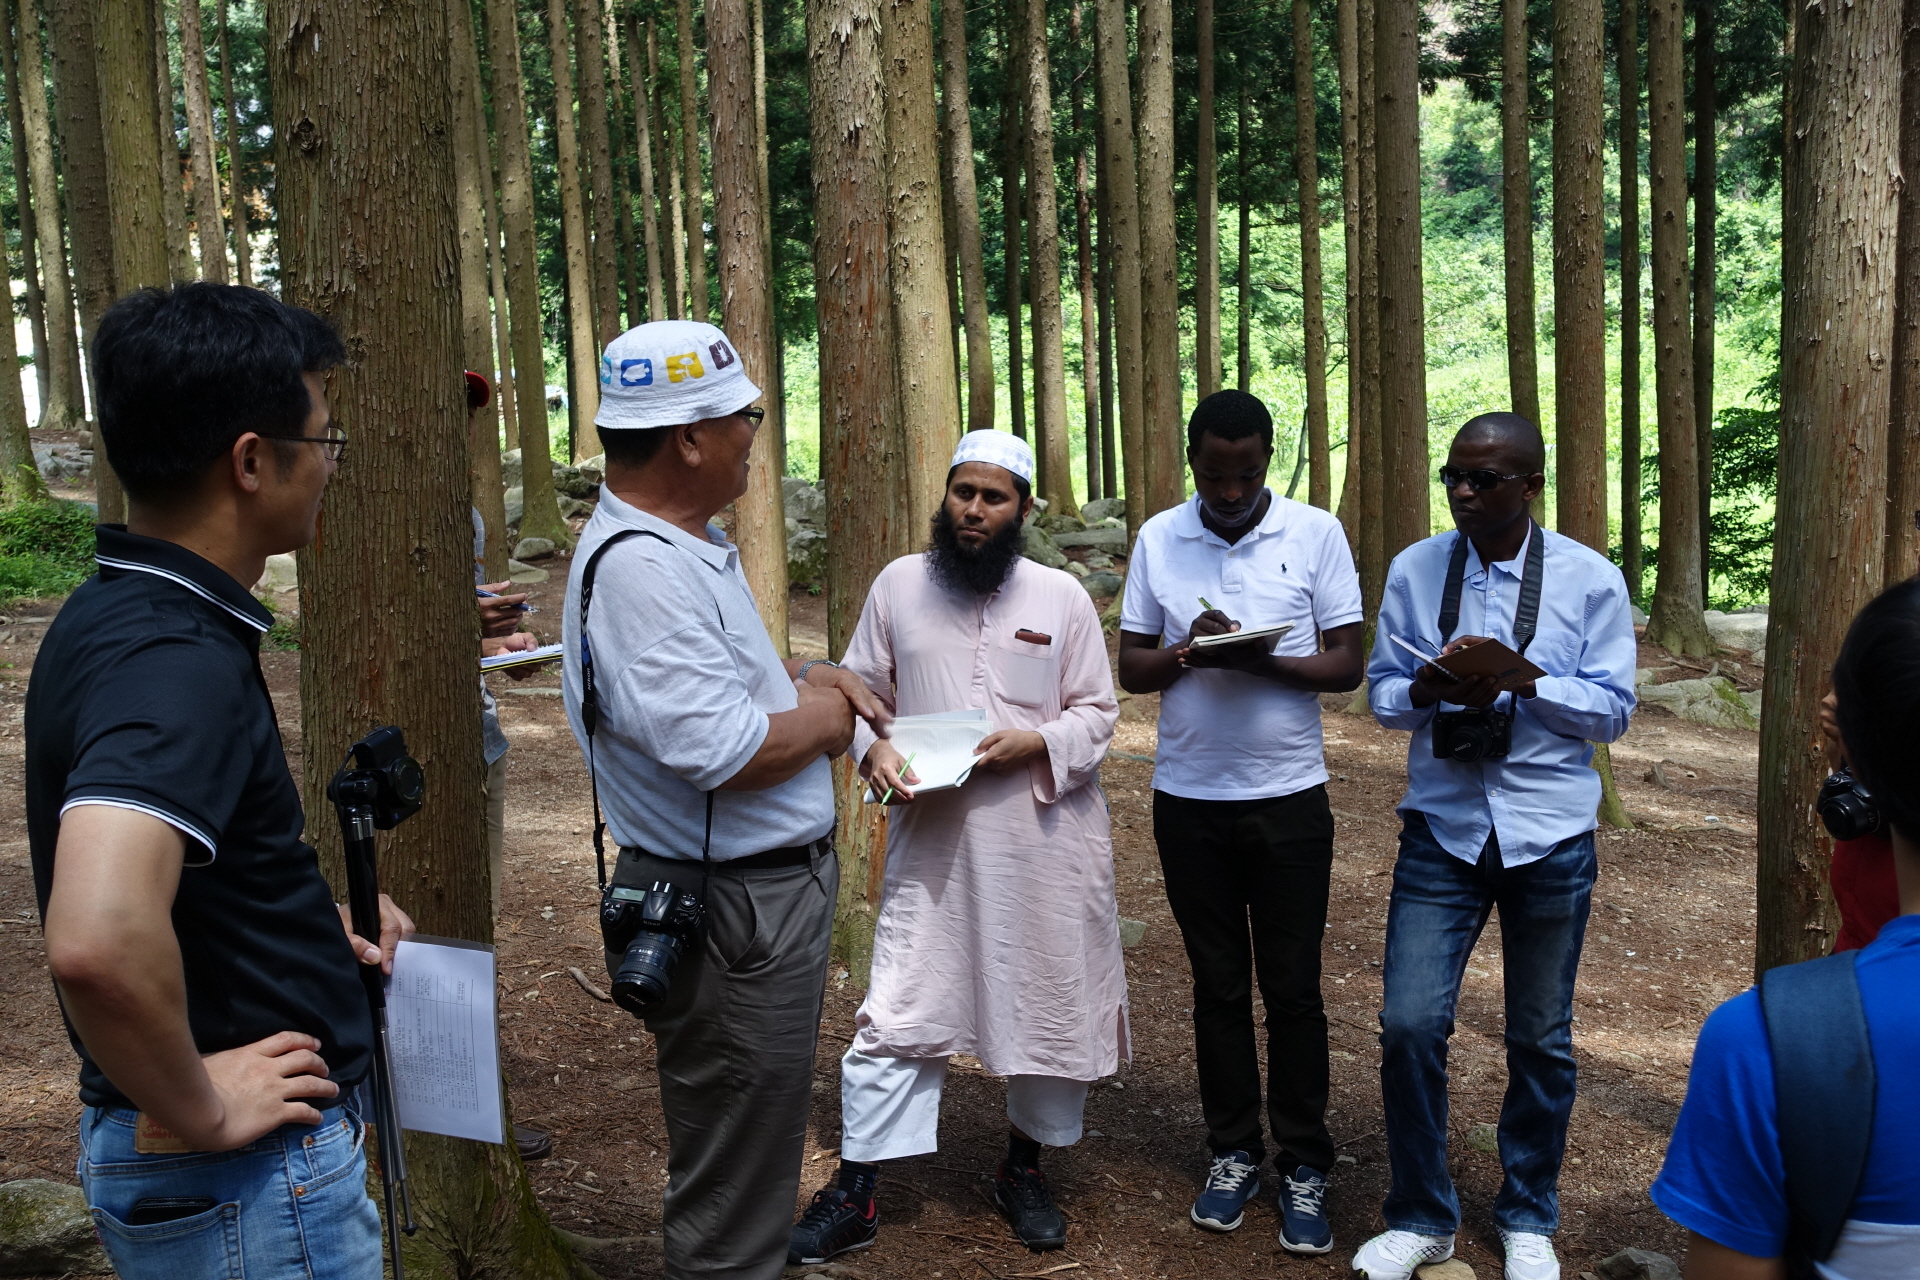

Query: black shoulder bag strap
[578,529,715,894]
[1760,950,1876,1274]
[1437,519,1545,652]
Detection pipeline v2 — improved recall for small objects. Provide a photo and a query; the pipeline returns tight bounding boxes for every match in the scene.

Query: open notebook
[479,642,564,672]
[863,709,992,802]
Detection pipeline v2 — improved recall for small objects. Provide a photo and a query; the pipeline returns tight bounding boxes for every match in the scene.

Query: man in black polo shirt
[27,283,412,1280]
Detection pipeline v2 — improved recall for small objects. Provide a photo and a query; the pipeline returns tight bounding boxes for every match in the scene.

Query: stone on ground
[1118,918,1147,948]
[1080,496,1126,523]
[1466,1121,1499,1153]
[782,476,827,527]
[787,524,827,588]
[507,559,549,584]
[1081,570,1124,598]
[1595,1248,1682,1280]
[1702,608,1768,655]
[1634,675,1760,731]
[513,536,557,561]
[1054,526,1130,552]
[0,1178,109,1277]
[252,552,299,597]
[1416,1259,1476,1280]
[1022,525,1069,569]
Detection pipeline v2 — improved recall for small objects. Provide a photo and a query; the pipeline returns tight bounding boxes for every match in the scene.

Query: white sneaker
[1498,1229,1560,1280]
[1350,1229,1456,1279]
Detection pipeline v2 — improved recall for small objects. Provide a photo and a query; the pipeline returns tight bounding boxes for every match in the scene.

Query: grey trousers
[604,843,838,1280]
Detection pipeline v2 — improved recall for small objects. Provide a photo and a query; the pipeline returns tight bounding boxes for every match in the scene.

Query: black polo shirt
[26,526,372,1110]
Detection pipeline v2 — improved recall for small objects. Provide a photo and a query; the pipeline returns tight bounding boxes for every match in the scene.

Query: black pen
[477,586,538,614]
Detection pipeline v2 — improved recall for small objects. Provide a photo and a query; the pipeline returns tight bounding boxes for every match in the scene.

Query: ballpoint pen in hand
[477,586,538,614]
[878,752,917,805]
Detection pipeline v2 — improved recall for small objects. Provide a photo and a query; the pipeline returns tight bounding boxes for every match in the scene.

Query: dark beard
[926,505,1026,596]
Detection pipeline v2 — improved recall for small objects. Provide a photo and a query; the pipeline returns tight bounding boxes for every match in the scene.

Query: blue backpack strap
[1759,950,1876,1266]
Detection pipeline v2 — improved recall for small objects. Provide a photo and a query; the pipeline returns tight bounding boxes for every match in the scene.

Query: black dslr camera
[1433,707,1513,763]
[1817,767,1882,841]
[326,725,425,828]
[600,881,707,1016]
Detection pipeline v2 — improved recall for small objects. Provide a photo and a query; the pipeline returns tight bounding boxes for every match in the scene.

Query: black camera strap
[1437,518,1546,653]
[577,527,715,894]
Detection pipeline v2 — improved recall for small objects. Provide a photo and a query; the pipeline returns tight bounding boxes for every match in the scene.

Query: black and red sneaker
[994,1161,1067,1251]
[788,1186,879,1265]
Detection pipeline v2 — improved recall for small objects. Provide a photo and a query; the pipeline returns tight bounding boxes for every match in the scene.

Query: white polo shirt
[1121,492,1363,801]
[562,490,835,859]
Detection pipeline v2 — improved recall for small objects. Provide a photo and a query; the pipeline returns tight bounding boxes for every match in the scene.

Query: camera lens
[610,930,684,1015]
[1446,723,1492,763]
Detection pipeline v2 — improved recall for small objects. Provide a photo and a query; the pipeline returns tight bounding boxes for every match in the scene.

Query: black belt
[619,837,828,872]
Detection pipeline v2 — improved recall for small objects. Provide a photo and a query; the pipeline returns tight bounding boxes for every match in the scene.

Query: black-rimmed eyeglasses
[261,427,349,463]
[737,407,766,426]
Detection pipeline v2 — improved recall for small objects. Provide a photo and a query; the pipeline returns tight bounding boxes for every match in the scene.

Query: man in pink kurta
[789,431,1128,1264]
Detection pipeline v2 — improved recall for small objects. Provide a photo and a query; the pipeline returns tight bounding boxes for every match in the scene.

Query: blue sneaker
[1277,1165,1332,1254]
[1189,1150,1261,1232]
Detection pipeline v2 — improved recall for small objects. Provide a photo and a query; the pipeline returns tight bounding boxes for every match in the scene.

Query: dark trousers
[1378,812,1594,1236]
[605,844,838,1280]
[1153,786,1336,1173]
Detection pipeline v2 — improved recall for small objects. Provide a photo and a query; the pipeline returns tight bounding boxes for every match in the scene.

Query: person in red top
[1821,692,1902,951]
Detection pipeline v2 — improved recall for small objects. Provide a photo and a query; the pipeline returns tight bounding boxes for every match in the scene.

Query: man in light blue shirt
[1351,414,1635,1280]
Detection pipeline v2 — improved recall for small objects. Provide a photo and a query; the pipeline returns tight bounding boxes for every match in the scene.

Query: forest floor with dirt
[0,548,1768,1279]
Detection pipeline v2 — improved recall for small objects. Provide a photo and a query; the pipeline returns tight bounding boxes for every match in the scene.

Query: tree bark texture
[176,0,228,282]
[150,0,194,282]
[624,13,669,322]
[576,0,620,347]
[1020,0,1075,516]
[1194,0,1219,400]
[16,0,83,433]
[1889,0,1920,584]
[1373,0,1428,560]
[1759,0,1902,970]
[1136,0,1182,514]
[2,3,50,425]
[652,19,688,319]
[1294,0,1329,510]
[1355,0,1384,619]
[1644,0,1710,655]
[488,179,520,452]
[711,0,789,651]
[1072,1,1100,501]
[884,0,963,521]
[450,0,507,579]
[1693,0,1716,595]
[1094,77,1116,499]
[486,0,572,545]
[547,0,603,462]
[606,0,641,329]
[216,0,252,286]
[1093,0,1146,538]
[1552,0,1607,552]
[98,0,174,295]
[46,0,122,518]
[1237,76,1250,395]
[1336,0,1361,542]
[1620,0,1643,598]
[0,12,41,507]
[264,3,589,1270]
[1500,0,1539,428]
[1000,6,1026,443]
[941,0,996,434]
[676,0,709,323]
[810,0,904,981]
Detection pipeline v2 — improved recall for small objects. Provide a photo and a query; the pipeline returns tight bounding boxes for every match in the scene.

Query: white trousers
[839,1044,1091,1163]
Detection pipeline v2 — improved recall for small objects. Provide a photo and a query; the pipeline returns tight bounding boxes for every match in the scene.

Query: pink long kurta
[842,554,1130,1081]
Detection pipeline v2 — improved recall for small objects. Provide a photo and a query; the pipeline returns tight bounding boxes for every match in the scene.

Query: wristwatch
[796,659,840,682]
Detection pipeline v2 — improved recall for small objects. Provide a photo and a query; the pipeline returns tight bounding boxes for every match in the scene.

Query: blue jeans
[77,1103,382,1279]
[1377,811,1594,1237]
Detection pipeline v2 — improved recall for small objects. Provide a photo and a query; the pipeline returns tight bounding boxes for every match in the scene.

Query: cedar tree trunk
[1194,0,1219,399]
[451,0,507,578]
[1373,0,1428,560]
[216,0,252,285]
[676,0,709,322]
[1692,0,1716,596]
[1094,0,1146,537]
[177,0,228,281]
[149,0,194,281]
[1294,0,1329,510]
[547,0,603,461]
[577,0,621,346]
[1889,0,1920,582]
[1021,0,1076,515]
[1553,0,1607,551]
[1501,0,1539,427]
[1620,0,1643,598]
[941,0,996,434]
[625,12,669,322]
[1136,0,1182,513]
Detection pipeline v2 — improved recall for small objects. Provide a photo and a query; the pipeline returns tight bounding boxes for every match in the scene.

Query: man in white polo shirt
[562,319,888,1280]
[1118,389,1364,1254]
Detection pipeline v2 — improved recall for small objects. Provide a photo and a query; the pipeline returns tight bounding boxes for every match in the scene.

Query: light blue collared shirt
[1367,525,1637,867]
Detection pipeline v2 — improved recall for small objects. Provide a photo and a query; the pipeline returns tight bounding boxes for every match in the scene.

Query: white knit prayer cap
[950,429,1035,485]
[595,320,762,430]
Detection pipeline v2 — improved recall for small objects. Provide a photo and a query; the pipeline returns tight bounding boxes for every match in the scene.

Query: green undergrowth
[0,500,97,604]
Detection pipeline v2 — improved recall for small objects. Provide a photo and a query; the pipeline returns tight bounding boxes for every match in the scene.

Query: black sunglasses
[1438,465,1528,492]
[260,427,349,462]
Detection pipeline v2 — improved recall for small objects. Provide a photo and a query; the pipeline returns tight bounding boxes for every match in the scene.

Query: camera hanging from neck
[1438,519,1545,656]
[1427,520,1545,763]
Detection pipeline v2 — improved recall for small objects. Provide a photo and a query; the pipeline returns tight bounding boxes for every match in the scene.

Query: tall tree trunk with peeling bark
[710,0,788,650]
[625,12,668,322]
[1620,0,1643,598]
[1758,0,1902,970]
[652,19,688,318]
[488,171,520,452]
[1294,0,1329,510]
[14,0,83,434]
[2,3,49,426]
[1553,0,1607,551]
[264,7,593,1271]
[1136,0,1182,513]
[216,0,252,285]
[1237,76,1250,395]
[150,0,194,281]
[176,0,228,281]
[607,0,640,327]
[1336,0,1361,543]
[1644,0,1710,655]
[1501,0,1539,427]
[942,0,995,434]
[486,0,572,546]
[548,0,602,461]
[811,0,902,981]
[1094,51,1116,498]
[884,0,962,519]
[1094,0,1146,537]
[676,0,709,323]
[577,0,620,346]
[1373,0,1428,559]
[0,4,42,505]
[1693,0,1716,597]
[101,0,174,296]
[1021,0,1075,516]
[1001,6,1026,443]
[1194,0,1219,400]
[1072,0,1100,501]
[451,0,507,579]
[1355,0,1384,615]
[1888,1,1920,584]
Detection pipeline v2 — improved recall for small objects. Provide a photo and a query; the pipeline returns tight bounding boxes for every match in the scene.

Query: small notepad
[863,709,993,802]
[1187,622,1295,650]
[480,642,564,672]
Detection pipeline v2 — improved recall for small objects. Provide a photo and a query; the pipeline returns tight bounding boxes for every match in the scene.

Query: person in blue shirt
[1354,414,1637,1280]
[1651,580,1920,1280]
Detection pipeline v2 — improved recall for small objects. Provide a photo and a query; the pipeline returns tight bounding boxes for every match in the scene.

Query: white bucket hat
[950,429,1035,485]
[595,320,762,430]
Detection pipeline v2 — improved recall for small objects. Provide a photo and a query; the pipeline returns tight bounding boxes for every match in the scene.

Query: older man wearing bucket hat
[562,320,889,1280]
[788,430,1129,1264]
